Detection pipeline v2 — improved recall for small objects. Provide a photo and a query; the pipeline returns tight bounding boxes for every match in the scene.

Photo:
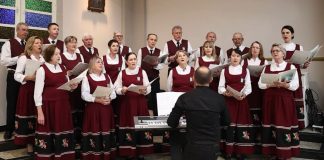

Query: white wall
[58,0,123,56]
[146,0,324,108]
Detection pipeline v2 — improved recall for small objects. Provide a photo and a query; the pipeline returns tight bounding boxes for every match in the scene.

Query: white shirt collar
[172,39,183,45]
[146,46,155,52]
[48,37,57,43]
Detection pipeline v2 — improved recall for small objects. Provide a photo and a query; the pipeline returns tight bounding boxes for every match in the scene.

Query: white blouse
[34,62,67,107]
[241,57,269,66]
[167,65,192,92]
[218,65,252,96]
[14,54,45,84]
[59,51,84,64]
[258,61,299,90]
[81,73,116,103]
[196,46,227,64]
[282,42,304,51]
[114,66,151,95]
[0,37,23,67]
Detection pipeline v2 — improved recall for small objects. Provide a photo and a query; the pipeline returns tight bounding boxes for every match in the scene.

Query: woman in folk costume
[81,56,117,160]
[194,41,222,91]
[34,45,78,160]
[167,50,194,160]
[114,52,153,160]
[281,25,309,129]
[258,43,300,160]
[241,41,268,147]
[218,48,254,159]
[14,36,45,154]
[59,36,85,145]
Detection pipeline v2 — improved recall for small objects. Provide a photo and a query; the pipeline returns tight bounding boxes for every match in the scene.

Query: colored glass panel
[0,0,15,7]
[28,29,48,40]
[0,8,15,24]
[0,26,15,39]
[26,0,52,13]
[25,12,51,28]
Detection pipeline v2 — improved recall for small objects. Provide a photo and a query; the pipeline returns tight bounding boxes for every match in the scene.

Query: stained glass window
[0,0,15,7]
[0,26,15,39]
[28,29,49,40]
[0,8,15,24]
[25,12,52,28]
[25,0,52,13]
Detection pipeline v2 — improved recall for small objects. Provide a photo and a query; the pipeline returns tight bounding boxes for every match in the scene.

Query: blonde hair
[175,50,189,64]
[88,56,103,74]
[202,41,219,62]
[23,36,42,57]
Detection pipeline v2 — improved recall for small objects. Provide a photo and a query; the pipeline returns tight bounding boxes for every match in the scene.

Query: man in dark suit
[167,66,230,160]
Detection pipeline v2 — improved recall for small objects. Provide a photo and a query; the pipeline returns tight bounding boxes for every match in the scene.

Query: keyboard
[134,116,186,130]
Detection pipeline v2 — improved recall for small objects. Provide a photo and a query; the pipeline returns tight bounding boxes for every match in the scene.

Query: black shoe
[137,157,145,160]
[3,131,13,140]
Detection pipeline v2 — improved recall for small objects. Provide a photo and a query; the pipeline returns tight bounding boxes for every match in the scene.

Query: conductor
[167,66,230,160]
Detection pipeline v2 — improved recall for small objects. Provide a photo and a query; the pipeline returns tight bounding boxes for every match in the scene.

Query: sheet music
[247,65,265,77]
[279,69,297,82]
[127,77,158,94]
[289,50,310,65]
[309,44,322,61]
[92,86,113,97]
[157,92,185,116]
[226,86,243,100]
[75,69,88,79]
[25,59,43,76]
[260,73,280,84]
[158,54,168,63]
[209,64,229,77]
[70,62,89,76]
[57,77,83,91]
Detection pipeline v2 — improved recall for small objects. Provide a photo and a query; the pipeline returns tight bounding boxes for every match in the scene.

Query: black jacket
[167,86,230,144]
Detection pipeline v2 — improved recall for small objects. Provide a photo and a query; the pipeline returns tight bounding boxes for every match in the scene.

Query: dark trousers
[5,71,20,132]
[184,143,219,160]
[147,77,160,116]
[170,130,186,160]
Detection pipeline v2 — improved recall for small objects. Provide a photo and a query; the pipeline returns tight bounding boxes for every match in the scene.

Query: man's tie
[51,40,55,44]
[150,49,153,54]
[88,48,92,54]
[118,46,121,54]
[21,40,25,48]
[176,41,180,48]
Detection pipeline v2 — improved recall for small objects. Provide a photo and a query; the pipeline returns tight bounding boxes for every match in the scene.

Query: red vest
[141,47,160,79]
[171,67,194,92]
[78,46,99,63]
[8,39,25,69]
[118,45,130,57]
[167,39,189,69]
[224,66,247,92]
[43,38,64,54]
[103,55,123,83]
[284,44,301,60]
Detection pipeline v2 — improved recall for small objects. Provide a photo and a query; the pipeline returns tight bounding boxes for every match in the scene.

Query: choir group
[0,22,309,160]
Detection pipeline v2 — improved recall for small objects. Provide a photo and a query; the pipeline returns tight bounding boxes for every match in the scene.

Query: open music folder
[127,77,159,94]
[209,64,229,77]
[226,86,244,100]
[289,44,322,64]
[260,68,297,84]
[70,62,89,76]
[92,86,113,98]
[247,65,265,77]
[25,59,43,76]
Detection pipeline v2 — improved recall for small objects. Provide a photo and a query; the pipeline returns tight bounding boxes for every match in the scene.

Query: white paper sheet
[25,59,43,76]
[226,86,243,100]
[93,86,113,97]
[157,92,185,116]
[70,62,88,76]
[57,77,83,91]
[247,65,265,77]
